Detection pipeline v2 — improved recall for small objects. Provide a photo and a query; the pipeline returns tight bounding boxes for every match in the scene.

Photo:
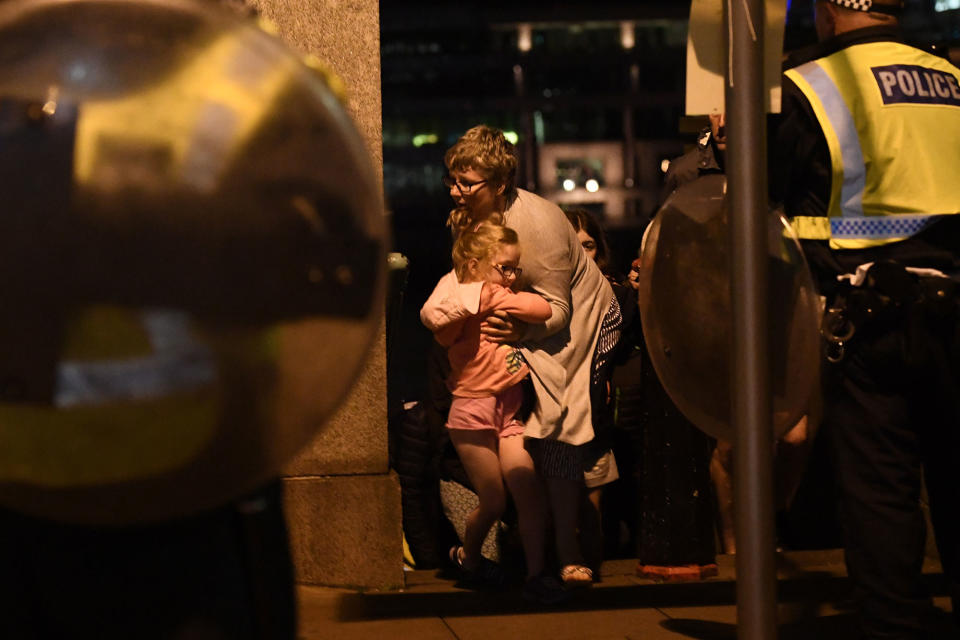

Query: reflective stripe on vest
[789,213,942,242]
[784,42,960,249]
[790,61,867,220]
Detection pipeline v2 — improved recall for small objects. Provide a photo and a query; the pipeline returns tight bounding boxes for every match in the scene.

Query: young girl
[420,222,552,591]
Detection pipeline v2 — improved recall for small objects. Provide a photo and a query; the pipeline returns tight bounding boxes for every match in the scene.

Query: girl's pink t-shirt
[421,274,551,398]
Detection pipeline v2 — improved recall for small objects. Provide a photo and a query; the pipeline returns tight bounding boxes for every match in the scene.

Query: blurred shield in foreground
[637,174,820,441]
[0,0,385,523]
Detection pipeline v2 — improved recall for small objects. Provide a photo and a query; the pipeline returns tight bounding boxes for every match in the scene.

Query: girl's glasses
[493,264,522,278]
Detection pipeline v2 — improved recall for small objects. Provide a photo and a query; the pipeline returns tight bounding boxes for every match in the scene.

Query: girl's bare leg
[449,429,507,568]
[499,435,546,578]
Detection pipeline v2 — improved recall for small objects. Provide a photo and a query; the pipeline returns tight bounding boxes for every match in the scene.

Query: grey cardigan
[504,189,613,445]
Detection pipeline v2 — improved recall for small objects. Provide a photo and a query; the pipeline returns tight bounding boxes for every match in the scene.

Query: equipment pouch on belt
[821,260,957,362]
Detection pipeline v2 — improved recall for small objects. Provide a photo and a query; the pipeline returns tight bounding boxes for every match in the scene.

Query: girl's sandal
[560,564,594,587]
[449,545,466,569]
[449,545,505,588]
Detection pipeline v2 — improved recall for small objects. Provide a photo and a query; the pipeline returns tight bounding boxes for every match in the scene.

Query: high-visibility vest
[785,41,960,249]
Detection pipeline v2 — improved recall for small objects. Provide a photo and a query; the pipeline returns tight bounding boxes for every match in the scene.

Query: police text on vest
[872,64,960,107]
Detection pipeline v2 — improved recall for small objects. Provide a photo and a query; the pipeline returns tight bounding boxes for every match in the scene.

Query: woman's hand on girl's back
[480,310,525,343]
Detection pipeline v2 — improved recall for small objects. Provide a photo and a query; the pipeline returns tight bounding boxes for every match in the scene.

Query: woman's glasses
[442,176,488,195]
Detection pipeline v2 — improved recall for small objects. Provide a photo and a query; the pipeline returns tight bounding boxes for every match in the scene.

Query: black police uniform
[771,25,960,639]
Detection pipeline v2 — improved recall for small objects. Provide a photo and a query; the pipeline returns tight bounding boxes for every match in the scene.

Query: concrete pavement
[295,551,955,639]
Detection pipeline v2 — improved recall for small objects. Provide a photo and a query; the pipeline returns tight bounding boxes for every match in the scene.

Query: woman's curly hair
[446,123,516,179]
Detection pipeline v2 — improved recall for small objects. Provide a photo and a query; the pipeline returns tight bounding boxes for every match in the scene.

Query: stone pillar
[247,0,402,590]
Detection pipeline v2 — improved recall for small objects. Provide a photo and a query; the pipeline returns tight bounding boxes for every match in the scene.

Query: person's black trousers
[824,285,960,639]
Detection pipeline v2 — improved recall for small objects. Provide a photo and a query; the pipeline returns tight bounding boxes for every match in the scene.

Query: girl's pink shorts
[446,384,525,438]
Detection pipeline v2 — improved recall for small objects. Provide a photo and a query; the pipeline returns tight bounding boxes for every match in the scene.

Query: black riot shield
[637,174,820,442]
[0,0,385,524]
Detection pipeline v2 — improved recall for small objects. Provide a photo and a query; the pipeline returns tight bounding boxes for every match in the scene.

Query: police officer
[770,1,960,637]
[660,112,726,204]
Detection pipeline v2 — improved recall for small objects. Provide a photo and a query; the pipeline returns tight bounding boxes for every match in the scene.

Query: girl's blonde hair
[446,206,502,239]
[452,221,519,282]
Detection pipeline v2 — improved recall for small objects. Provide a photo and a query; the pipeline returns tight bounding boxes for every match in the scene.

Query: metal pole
[622,63,639,218]
[724,0,777,638]
[513,63,537,192]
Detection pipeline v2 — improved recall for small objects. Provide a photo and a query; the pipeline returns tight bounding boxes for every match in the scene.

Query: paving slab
[297,586,455,640]
[445,607,670,640]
